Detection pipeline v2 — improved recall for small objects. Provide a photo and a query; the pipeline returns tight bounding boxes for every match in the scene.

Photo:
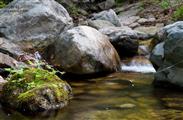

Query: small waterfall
[121,56,156,73]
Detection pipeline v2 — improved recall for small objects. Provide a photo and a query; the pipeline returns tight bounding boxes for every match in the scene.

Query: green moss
[6,68,59,90]
[2,68,72,112]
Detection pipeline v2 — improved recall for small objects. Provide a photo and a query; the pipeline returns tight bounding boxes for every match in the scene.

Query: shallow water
[0,72,183,120]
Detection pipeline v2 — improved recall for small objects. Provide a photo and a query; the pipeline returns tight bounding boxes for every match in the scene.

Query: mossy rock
[1,68,72,113]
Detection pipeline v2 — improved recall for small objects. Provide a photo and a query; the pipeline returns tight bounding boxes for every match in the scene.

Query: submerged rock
[118,103,136,109]
[0,0,73,51]
[1,68,72,112]
[152,21,183,87]
[45,26,121,74]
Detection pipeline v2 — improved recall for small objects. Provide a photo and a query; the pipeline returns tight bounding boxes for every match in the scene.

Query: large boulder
[0,0,73,51]
[152,21,183,87]
[91,9,121,27]
[45,26,121,74]
[1,68,72,112]
[99,27,151,57]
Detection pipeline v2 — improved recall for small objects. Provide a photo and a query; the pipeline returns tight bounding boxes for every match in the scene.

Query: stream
[0,57,183,120]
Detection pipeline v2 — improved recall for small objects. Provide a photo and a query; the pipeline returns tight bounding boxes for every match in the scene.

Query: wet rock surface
[150,42,164,70]
[151,22,183,87]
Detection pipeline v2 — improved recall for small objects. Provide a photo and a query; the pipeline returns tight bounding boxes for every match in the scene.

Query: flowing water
[121,56,156,73]
[0,57,183,120]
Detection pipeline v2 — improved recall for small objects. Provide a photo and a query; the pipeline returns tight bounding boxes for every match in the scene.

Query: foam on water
[121,56,156,73]
[121,64,156,73]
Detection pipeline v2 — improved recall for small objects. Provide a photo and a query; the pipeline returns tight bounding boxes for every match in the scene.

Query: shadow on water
[1,72,183,120]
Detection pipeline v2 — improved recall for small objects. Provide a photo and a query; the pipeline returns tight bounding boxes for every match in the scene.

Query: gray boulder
[88,19,115,30]
[152,21,183,87]
[92,9,121,27]
[99,26,151,57]
[45,26,121,74]
[0,0,73,51]
[150,42,164,70]
[99,26,151,42]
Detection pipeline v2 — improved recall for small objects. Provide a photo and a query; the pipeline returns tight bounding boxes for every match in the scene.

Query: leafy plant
[0,1,6,8]
[159,0,171,9]
[173,5,183,20]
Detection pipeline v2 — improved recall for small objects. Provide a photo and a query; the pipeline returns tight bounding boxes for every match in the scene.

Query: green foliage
[0,1,6,8]
[173,5,183,20]
[6,68,56,91]
[115,0,125,4]
[68,5,80,16]
[2,67,71,111]
[0,0,13,8]
[159,0,171,9]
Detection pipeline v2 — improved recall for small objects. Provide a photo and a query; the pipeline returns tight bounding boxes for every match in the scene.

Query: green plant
[173,5,183,20]
[68,5,81,17]
[115,0,125,4]
[160,0,171,9]
[0,1,6,8]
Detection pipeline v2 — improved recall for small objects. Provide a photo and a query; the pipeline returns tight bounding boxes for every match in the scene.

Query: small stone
[0,38,3,45]
[138,18,148,24]
[119,103,136,109]
[129,22,140,28]
[148,18,156,22]
[0,76,7,91]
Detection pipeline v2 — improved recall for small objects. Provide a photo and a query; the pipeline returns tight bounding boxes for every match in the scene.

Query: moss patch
[1,68,72,112]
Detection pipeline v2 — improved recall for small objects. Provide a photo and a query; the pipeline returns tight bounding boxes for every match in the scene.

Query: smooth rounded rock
[46,26,121,74]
